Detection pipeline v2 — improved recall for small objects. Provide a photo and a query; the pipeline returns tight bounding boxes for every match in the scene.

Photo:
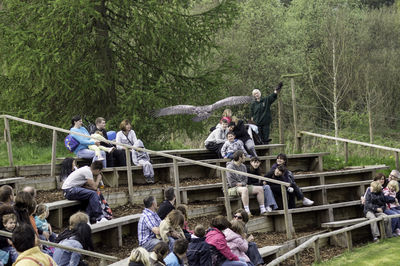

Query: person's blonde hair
[119,119,131,131]
[222,109,232,117]
[35,204,49,220]
[388,180,399,193]
[230,219,246,238]
[166,210,184,229]
[129,247,150,266]
[69,211,89,229]
[2,213,16,225]
[370,181,382,193]
[94,130,103,136]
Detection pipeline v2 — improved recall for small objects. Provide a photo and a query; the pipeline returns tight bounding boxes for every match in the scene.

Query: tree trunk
[332,36,339,148]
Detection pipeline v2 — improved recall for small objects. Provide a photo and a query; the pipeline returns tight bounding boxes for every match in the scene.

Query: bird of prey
[153,96,254,122]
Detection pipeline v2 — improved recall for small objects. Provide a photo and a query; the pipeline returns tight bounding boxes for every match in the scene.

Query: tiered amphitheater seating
[0,145,388,263]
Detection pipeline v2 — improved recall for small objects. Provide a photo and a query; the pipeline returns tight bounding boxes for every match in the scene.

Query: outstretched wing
[211,96,254,111]
[192,113,211,122]
[153,105,197,117]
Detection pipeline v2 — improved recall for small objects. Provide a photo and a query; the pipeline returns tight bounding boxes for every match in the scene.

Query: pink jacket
[383,187,397,209]
[206,228,239,261]
[223,228,250,262]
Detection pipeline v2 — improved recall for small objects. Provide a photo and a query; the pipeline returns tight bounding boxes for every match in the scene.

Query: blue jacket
[53,238,83,266]
[187,237,212,266]
[70,127,95,153]
[164,252,183,266]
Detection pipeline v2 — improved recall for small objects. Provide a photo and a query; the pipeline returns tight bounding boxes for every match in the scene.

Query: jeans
[246,242,263,265]
[263,185,278,209]
[384,209,400,233]
[76,148,106,168]
[64,187,103,221]
[221,258,248,266]
[243,139,257,157]
[141,238,162,252]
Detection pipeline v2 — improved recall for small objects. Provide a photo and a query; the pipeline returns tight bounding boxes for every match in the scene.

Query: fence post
[294,239,301,266]
[173,159,181,205]
[313,238,321,263]
[50,130,57,178]
[291,78,298,150]
[3,117,13,167]
[295,132,302,153]
[221,170,232,221]
[344,142,349,164]
[278,95,284,144]
[396,152,399,171]
[379,216,386,239]
[345,231,353,251]
[125,148,134,203]
[281,184,293,239]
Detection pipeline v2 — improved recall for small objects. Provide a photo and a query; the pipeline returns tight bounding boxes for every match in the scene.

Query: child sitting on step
[224,220,251,265]
[88,131,114,160]
[187,224,211,266]
[35,204,57,242]
[132,139,154,184]
[1,213,18,263]
[221,132,249,159]
[364,181,397,241]
[159,210,185,251]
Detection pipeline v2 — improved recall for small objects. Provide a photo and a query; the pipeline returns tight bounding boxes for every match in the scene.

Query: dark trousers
[246,241,264,265]
[270,185,296,209]
[205,142,224,158]
[257,124,270,143]
[106,149,126,167]
[64,187,103,221]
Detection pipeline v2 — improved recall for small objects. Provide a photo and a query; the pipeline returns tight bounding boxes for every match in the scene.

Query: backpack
[64,134,80,152]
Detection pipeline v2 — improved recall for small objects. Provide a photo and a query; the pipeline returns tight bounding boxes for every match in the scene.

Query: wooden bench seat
[0,177,24,190]
[90,214,141,247]
[267,200,361,215]
[47,200,81,228]
[321,218,368,228]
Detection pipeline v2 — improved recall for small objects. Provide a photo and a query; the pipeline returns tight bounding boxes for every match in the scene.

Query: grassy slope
[314,237,400,265]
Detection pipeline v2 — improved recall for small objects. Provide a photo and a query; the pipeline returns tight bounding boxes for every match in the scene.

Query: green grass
[314,237,400,265]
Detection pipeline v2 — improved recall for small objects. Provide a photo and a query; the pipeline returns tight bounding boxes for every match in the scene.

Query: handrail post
[344,142,348,164]
[396,152,399,171]
[125,148,134,204]
[222,170,232,221]
[313,238,321,263]
[345,231,353,251]
[379,216,386,239]
[281,184,293,239]
[291,78,298,150]
[295,132,302,153]
[50,130,57,178]
[173,159,181,205]
[3,117,13,167]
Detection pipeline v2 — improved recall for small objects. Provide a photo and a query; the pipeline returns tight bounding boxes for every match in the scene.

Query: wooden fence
[298,131,400,170]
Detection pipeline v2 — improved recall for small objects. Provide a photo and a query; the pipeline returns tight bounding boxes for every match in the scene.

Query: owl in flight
[153,96,254,122]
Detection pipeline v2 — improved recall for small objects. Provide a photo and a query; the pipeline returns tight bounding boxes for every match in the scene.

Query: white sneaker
[97,156,105,161]
[303,197,314,206]
[97,217,109,223]
[266,206,272,212]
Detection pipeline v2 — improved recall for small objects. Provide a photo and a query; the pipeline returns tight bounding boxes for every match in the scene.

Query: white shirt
[62,166,93,190]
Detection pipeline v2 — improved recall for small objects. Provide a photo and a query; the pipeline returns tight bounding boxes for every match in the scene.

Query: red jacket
[206,228,239,261]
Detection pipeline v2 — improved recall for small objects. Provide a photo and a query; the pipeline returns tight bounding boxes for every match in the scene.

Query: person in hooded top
[132,139,154,183]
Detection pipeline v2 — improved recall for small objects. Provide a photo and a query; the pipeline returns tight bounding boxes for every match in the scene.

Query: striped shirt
[138,208,161,246]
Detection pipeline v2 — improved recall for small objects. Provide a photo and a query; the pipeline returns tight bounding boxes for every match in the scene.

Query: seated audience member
[266,153,313,207]
[133,140,155,183]
[229,120,257,158]
[55,211,89,243]
[247,157,277,212]
[361,173,386,205]
[221,132,249,159]
[149,242,169,266]
[232,209,263,266]
[13,191,38,236]
[1,212,18,263]
[206,215,247,266]
[176,204,192,239]
[159,210,185,251]
[116,119,138,153]
[226,151,267,216]
[88,130,114,160]
[364,181,396,241]
[210,109,232,132]
[12,224,56,266]
[0,185,14,205]
[205,119,229,158]
[164,238,188,266]
[34,204,57,242]
[90,117,126,167]
[60,158,78,183]
[53,222,94,266]
[70,115,106,168]
[138,196,162,251]
[62,161,108,224]
[387,170,400,202]
[224,220,251,264]
[158,188,176,220]
[22,186,37,198]
[382,180,400,236]
[187,224,211,266]
[129,247,150,266]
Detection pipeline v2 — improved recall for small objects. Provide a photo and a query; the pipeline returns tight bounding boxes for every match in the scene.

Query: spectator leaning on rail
[138,196,162,252]
[70,115,106,168]
[226,150,268,216]
[62,161,108,224]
